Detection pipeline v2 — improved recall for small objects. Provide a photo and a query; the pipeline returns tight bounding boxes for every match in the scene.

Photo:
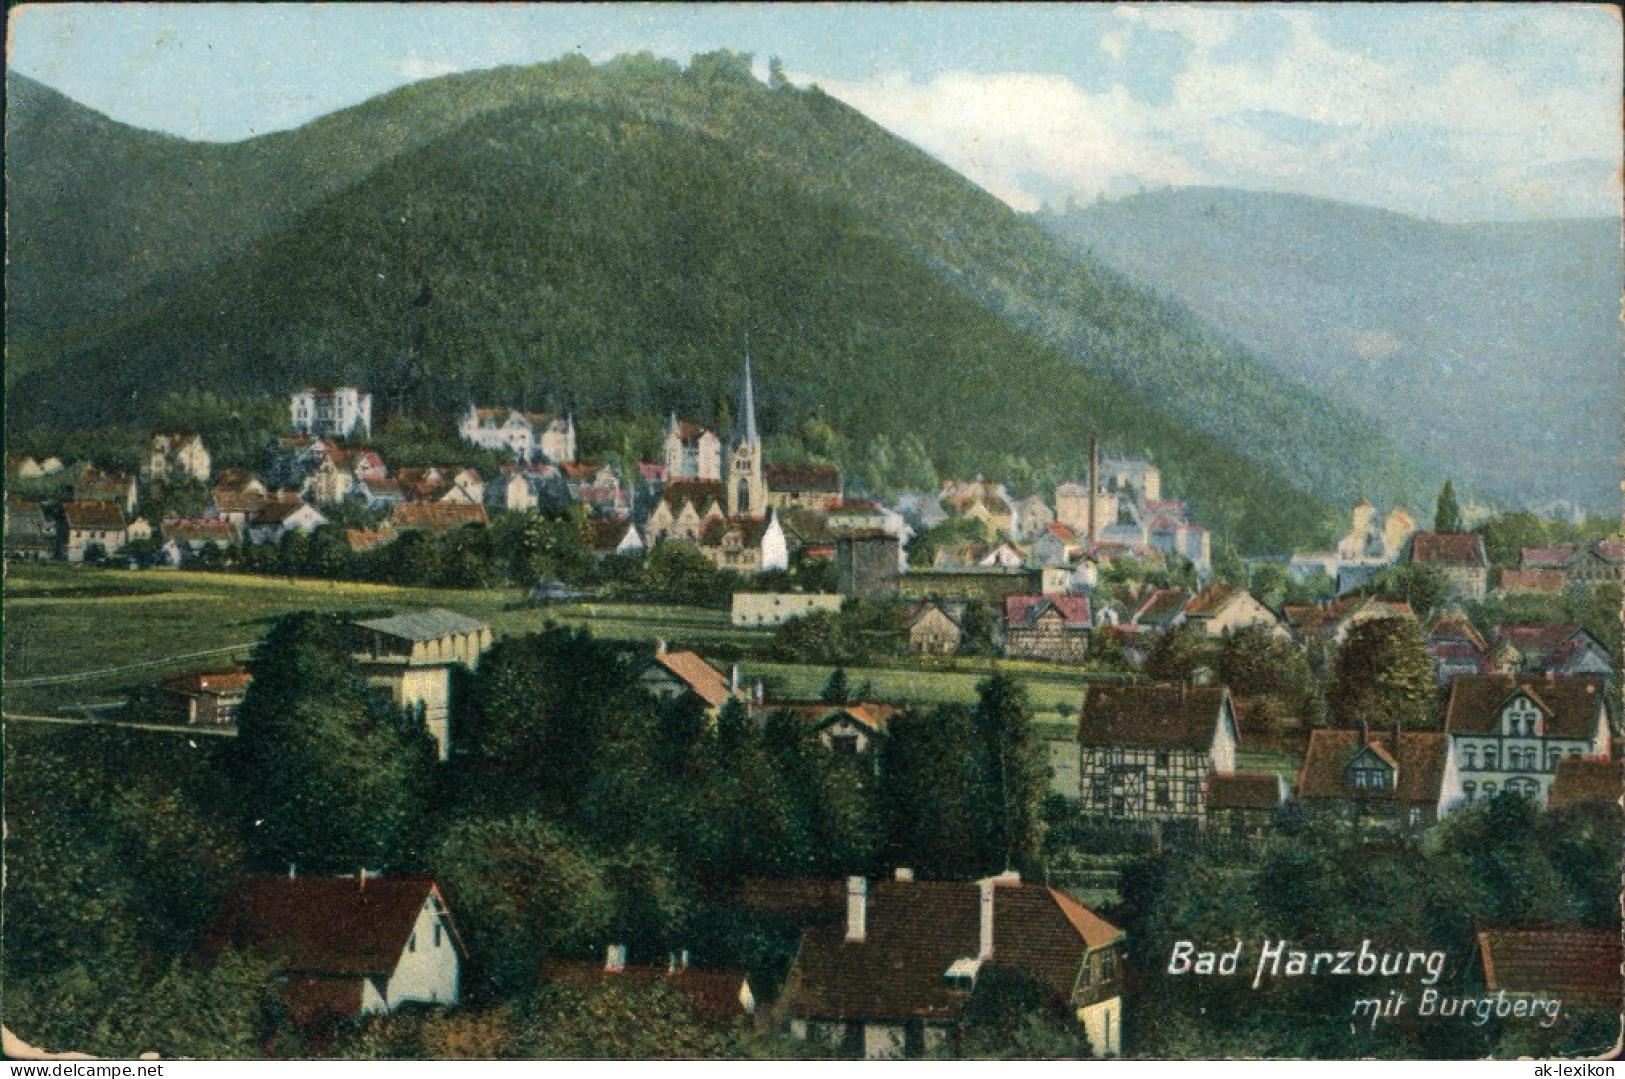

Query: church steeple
[734,339,759,448]
[727,341,767,516]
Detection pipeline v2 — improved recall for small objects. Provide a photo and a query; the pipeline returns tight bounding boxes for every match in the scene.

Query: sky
[8,3,1621,221]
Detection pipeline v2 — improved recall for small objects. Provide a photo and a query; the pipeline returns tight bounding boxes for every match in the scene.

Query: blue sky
[8,3,1620,220]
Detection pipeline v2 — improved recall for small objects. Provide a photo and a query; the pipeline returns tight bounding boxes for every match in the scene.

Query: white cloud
[818,10,1620,220]
[401,53,460,81]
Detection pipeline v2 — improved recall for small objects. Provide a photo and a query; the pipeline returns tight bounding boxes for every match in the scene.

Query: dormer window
[943,956,982,990]
[1503,697,1541,738]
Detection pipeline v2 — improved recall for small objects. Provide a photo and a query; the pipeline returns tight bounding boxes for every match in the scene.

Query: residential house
[731,592,843,628]
[388,502,488,535]
[352,476,406,512]
[162,518,237,557]
[4,499,57,560]
[1032,522,1081,567]
[1003,594,1092,663]
[963,494,1015,539]
[248,501,329,546]
[977,540,1027,568]
[1100,456,1160,505]
[1205,772,1288,840]
[1492,624,1614,679]
[1407,532,1489,599]
[1547,756,1620,812]
[61,500,128,562]
[1442,673,1611,808]
[73,468,138,516]
[894,491,949,532]
[141,431,211,484]
[1422,610,1491,686]
[663,416,722,481]
[782,873,1125,1059]
[1470,927,1622,1010]
[543,950,754,1027]
[291,386,373,439]
[214,468,266,496]
[307,445,388,505]
[584,517,646,559]
[698,512,789,573]
[1564,540,1624,588]
[1013,495,1054,540]
[1053,481,1118,538]
[906,600,965,656]
[5,455,46,479]
[200,873,462,1028]
[638,643,738,718]
[351,609,493,761]
[159,668,252,726]
[765,464,843,512]
[1182,583,1287,640]
[1076,684,1239,825]
[209,489,293,534]
[1296,726,1454,831]
[458,406,576,463]
[1280,595,1415,646]
[645,481,727,545]
[1148,516,1211,575]
[759,700,901,755]
[561,461,626,517]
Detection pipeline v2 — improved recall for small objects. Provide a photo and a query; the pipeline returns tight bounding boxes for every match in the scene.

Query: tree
[1371,561,1450,619]
[230,612,437,871]
[1326,617,1438,730]
[973,673,1047,876]
[821,666,850,704]
[1434,480,1462,533]
[1144,626,1203,683]
[1218,626,1315,721]
[879,706,995,878]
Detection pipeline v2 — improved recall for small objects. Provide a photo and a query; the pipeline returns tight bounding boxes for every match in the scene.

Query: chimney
[894,867,914,882]
[978,879,996,960]
[655,638,667,655]
[605,943,627,973]
[1358,714,1369,745]
[288,863,297,879]
[1088,435,1099,547]
[845,876,868,943]
[731,663,741,693]
[679,949,690,971]
[358,867,368,892]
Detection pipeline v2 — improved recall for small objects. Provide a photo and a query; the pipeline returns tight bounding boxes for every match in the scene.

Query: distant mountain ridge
[1038,187,1622,515]
[7,59,1441,552]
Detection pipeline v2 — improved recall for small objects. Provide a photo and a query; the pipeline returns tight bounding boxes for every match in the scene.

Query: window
[1100,950,1117,981]
[1409,807,1423,826]
[1370,770,1387,791]
[1155,751,1170,769]
[1548,750,1564,770]
[1463,781,1476,800]
[1155,780,1171,807]
[408,932,417,953]
[1484,782,1497,796]
[1463,748,1476,770]
[1092,777,1109,805]
[1353,770,1368,789]
[1484,747,1498,770]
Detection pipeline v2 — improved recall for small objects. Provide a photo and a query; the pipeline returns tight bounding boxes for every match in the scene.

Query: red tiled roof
[1078,685,1232,749]
[759,701,902,736]
[650,649,734,710]
[1296,729,1449,805]
[1477,927,1622,1008]
[201,875,461,974]
[1044,521,1079,543]
[1410,531,1486,567]
[1206,771,1284,810]
[164,518,236,543]
[1444,674,1606,739]
[161,668,252,695]
[1283,596,1414,636]
[1495,623,1584,654]
[388,502,488,533]
[1425,613,1488,651]
[765,463,842,492]
[1520,546,1577,569]
[1004,593,1092,627]
[1547,757,1620,811]
[62,500,126,529]
[1185,582,1239,617]
[541,961,751,1026]
[1592,541,1625,563]
[344,527,395,552]
[786,878,1119,1021]
[1134,587,1192,626]
[639,462,668,482]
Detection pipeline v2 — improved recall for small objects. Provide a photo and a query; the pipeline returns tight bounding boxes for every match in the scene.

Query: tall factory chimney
[1088,435,1099,547]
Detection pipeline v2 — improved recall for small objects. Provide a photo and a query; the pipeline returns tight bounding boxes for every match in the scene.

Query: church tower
[727,346,767,516]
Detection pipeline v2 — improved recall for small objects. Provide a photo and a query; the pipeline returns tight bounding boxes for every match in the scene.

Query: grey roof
[353,608,489,641]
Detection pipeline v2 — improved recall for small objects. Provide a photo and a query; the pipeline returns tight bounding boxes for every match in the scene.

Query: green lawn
[3,564,1131,718]
[1236,748,1304,784]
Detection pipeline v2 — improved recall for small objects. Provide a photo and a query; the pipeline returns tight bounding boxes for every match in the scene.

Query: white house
[459,406,576,463]
[200,874,463,1029]
[291,387,373,439]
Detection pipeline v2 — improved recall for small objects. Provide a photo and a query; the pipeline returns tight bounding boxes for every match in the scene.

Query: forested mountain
[7,55,1436,552]
[1039,188,1622,515]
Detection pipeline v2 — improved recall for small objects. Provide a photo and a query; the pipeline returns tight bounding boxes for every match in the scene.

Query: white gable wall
[386,897,460,1008]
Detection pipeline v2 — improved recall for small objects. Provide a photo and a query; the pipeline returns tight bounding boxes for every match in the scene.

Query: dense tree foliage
[1434,480,1462,533]
[1326,617,1438,729]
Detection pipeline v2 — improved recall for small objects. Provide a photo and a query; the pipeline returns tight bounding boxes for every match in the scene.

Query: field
[3,565,1128,726]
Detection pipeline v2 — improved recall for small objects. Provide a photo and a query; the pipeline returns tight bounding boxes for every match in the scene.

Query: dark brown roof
[283,977,366,1028]
[252,500,319,526]
[1077,685,1233,750]
[765,463,841,492]
[1207,771,1284,810]
[1184,581,1240,617]
[1494,623,1586,654]
[1547,757,1620,811]
[62,500,126,529]
[1424,612,1488,651]
[1283,596,1413,636]
[787,878,1118,1021]
[584,518,636,550]
[1410,531,1486,567]
[671,420,712,442]
[702,515,773,548]
[201,875,461,974]
[1477,927,1623,1007]
[1134,587,1192,626]
[1296,729,1448,805]
[661,480,726,511]
[388,502,488,533]
[541,961,750,1026]
[1443,674,1607,739]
